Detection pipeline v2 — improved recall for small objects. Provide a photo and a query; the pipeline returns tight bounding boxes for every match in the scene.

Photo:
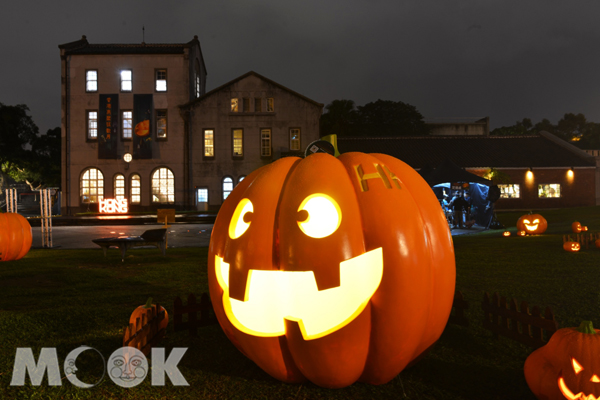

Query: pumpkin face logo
[208,153,456,388]
[558,358,600,400]
[516,214,547,234]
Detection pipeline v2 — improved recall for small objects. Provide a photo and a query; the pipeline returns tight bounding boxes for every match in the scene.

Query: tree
[355,100,429,136]
[490,118,535,136]
[320,99,358,137]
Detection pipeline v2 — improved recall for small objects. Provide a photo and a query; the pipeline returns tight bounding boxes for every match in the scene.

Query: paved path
[31,223,213,249]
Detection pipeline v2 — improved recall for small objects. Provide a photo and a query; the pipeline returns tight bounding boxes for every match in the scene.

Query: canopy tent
[420,159,495,228]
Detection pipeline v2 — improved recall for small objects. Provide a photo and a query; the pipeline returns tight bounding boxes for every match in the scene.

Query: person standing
[449,191,468,229]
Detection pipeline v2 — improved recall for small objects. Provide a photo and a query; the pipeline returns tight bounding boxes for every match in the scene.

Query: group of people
[441,190,475,229]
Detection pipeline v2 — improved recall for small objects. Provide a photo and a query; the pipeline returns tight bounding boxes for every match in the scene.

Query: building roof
[59,35,202,55]
[337,132,596,169]
[180,71,324,109]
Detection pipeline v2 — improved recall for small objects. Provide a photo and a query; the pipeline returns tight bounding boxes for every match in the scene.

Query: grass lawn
[2,206,600,399]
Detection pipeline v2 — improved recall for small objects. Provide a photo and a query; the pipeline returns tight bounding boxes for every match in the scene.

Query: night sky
[3,0,600,135]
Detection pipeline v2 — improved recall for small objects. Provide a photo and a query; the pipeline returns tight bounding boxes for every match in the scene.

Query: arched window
[81,168,104,204]
[237,176,245,185]
[114,174,125,201]
[151,167,174,203]
[223,177,233,200]
[130,174,141,204]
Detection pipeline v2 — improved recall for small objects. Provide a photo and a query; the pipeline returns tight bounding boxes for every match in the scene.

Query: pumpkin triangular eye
[533,219,540,224]
[591,375,600,382]
[523,219,530,224]
[573,358,584,374]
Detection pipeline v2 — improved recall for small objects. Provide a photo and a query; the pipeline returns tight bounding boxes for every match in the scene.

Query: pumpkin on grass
[517,214,547,235]
[572,221,583,233]
[563,242,581,252]
[0,212,32,261]
[208,152,456,388]
[129,297,168,331]
[525,321,600,400]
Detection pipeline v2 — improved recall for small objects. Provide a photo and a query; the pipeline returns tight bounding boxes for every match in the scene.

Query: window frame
[114,174,126,201]
[538,183,561,198]
[120,69,133,92]
[130,173,141,204]
[85,69,98,92]
[151,167,175,204]
[222,176,234,201]
[243,97,250,112]
[155,68,167,92]
[155,109,168,140]
[86,110,98,141]
[267,97,274,112]
[121,110,133,140]
[289,128,301,151]
[203,128,215,159]
[196,187,209,203]
[231,98,239,112]
[260,128,272,158]
[254,98,262,112]
[80,167,104,204]
[232,128,244,159]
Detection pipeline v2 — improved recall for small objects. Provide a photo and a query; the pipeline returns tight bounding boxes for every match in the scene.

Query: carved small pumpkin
[595,239,600,249]
[563,242,581,252]
[525,321,600,400]
[517,214,547,235]
[517,230,527,237]
[0,213,32,261]
[572,221,582,233]
[129,298,168,331]
[208,152,456,388]
[583,226,589,232]
[503,231,511,237]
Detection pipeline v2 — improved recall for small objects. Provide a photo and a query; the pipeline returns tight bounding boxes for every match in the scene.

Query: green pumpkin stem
[144,297,153,309]
[578,321,596,334]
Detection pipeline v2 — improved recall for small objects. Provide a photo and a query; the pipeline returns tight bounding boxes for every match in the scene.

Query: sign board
[99,199,128,213]
[157,209,176,224]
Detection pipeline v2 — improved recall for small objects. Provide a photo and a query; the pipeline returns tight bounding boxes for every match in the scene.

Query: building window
[498,184,520,199]
[231,98,239,112]
[152,167,175,203]
[204,129,214,157]
[261,129,271,157]
[538,184,561,198]
[243,98,250,112]
[156,110,167,139]
[130,174,141,204]
[155,69,167,91]
[238,176,245,184]
[86,70,97,92]
[223,177,233,200]
[290,128,301,151]
[267,98,274,112]
[87,111,98,139]
[197,188,208,203]
[114,174,125,201]
[122,111,132,139]
[233,129,243,157]
[255,98,262,112]
[81,168,104,204]
[195,62,201,98]
[120,70,132,92]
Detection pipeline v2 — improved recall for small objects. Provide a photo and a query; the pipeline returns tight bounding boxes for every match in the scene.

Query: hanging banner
[133,94,153,159]
[98,94,119,159]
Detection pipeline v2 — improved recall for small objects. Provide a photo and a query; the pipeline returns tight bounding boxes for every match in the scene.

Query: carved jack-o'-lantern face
[525,321,600,400]
[563,241,581,252]
[517,230,527,237]
[572,221,583,233]
[516,214,548,234]
[503,231,511,237]
[208,152,456,388]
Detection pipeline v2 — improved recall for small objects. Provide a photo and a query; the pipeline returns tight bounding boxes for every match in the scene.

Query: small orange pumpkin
[583,226,589,232]
[517,214,547,234]
[517,230,527,237]
[0,213,32,261]
[525,321,600,400]
[572,221,582,233]
[503,231,511,237]
[129,297,168,331]
[563,241,581,252]
[595,239,600,249]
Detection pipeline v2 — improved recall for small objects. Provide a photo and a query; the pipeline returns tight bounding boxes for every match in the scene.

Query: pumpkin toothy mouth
[559,376,600,400]
[525,224,538,231]
[215,247,383,340]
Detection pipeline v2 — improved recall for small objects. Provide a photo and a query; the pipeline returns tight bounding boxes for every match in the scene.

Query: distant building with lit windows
[59,37,322,214]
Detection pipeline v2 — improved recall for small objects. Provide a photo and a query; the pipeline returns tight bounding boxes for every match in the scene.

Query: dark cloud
[2,0,600,134]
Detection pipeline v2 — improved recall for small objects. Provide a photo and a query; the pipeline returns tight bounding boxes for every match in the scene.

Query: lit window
[156,110,167,139]
[238,176,245,184]
[498,184,520,199]
[122,111,132,139]
[152,167,175,203]
[233,129,243,156]
[121,70,132,92]
[130,174,141,204]
[155,69,167,91]
[223,177,233,200]
[539,184,561,198]
[204,129,214,157]
[81,168,104,204]
[87,111,98,139]
[261,129,271,157]
[114,174,125,201]
[255,98,262,112]
[86,70,97,92]
[243,98,250,112]
[231,98,239,112]
[197,188,208,203]
[267,98,274,112]
[290,128,301,151]
[195,63,201,98]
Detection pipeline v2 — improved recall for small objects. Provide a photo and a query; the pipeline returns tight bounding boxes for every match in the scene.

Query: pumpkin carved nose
[591,375,600,383]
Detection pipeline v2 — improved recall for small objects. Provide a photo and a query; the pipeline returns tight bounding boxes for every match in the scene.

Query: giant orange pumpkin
[0,213,32,261]
[525,321,600,400]
[208,152,456,388]
[517,214,548,235]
